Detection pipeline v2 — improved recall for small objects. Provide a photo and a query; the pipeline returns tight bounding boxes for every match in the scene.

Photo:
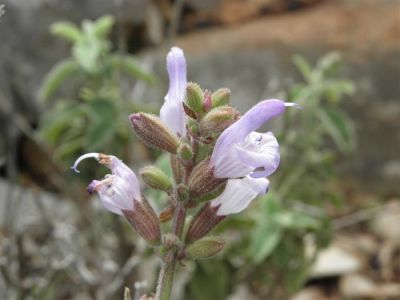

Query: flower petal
[160,47,187,136]
[107,156,141,200]
[212,147,253,178]
[211,99,288,167]
[236,132,280,178]
[210,176,269,216]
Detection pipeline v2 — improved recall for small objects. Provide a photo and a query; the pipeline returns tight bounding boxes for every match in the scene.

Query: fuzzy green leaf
[51,22,83,43]
[39,59,81,102]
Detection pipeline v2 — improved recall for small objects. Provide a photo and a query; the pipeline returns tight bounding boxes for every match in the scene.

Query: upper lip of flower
[159,47,188,136]
[210,99,299,179]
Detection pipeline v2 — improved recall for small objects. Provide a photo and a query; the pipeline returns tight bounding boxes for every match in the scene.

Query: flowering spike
[130,113,180,154]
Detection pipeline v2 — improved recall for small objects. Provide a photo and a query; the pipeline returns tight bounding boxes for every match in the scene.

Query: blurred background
[0,0,399,299]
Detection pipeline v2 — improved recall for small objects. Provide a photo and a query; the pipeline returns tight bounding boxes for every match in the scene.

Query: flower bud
[130,113,180,154]
[211,88,231,107]
[185,82,204,114]
[123,195,161,245]
[187,118,199,136]
[162,233,180,249]
[185,236,225,259]
[191,183,226,204]
[203,91,212,113]
[188,159,226,198]
[186,203,225,242]
[199,106,240,137]
[140,166,173,192]
[170,154,184,183]
[176,183,189,202]
[177,143,193,162]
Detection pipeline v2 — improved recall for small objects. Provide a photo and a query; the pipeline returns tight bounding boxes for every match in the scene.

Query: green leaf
[250,222,282,264]
[51,22,82,43]
[39,59,81,102]
[316,52,341,77]
[189,260,230,300]
[40,102,85,143]
[318,108,355,153]
[272,211,320,230]
[292,55,313,83]
[85,100,118,150]
[109,55,155,83]
[73,40,102,74]
[94,15,114,36]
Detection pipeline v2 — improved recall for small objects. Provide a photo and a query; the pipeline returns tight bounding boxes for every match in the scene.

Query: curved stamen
[285,102,302,109]
[71,153,100,173]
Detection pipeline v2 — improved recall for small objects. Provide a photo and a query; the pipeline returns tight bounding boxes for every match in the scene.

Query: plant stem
[155,254,176,300]
[156,137,194,299]
[156,201,186,300]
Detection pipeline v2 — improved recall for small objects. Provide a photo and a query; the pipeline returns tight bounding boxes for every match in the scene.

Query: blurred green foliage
[38,16,155,165]
[181,52,355,299]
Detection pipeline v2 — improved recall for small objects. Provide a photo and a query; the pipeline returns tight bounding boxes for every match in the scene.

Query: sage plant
[72,47,299,299]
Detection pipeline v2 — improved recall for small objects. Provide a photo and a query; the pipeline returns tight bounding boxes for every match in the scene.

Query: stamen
[285,102,302,109]
[71,153,100,173]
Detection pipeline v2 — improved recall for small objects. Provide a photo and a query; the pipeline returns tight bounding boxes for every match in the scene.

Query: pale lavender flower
[72,153,140,215]
[210,99,299,179]
[160,47,187,136]
[210,176,269,216]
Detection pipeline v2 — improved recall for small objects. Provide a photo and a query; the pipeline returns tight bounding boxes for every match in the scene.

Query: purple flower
[160,47,187,136]
[210,99,300,179]
[72,153,141,215]
[210,176,269,216]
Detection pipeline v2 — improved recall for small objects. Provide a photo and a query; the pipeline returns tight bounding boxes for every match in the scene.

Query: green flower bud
[140,166,173,192]
[177,143,193,162]
[185,236,225,259]
[199,106,239,137]
[185,82,204,114]
[187,118,199,135]
[211,88,231,107]
[130,113,180,154]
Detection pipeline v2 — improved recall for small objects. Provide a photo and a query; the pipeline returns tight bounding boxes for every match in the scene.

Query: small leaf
[85,100,117,150]
[39,59,81,102]
[109,55,155,83]
[94,15,114,36]
[51,22,83,42]
[292,55,313,83]
[40,102,84,142]
[250,222,282,264]
[318,108,355,153]
[189,260,230,300]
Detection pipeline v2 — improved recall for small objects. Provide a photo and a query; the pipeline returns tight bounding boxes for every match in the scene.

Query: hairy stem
[155,253,176,300]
